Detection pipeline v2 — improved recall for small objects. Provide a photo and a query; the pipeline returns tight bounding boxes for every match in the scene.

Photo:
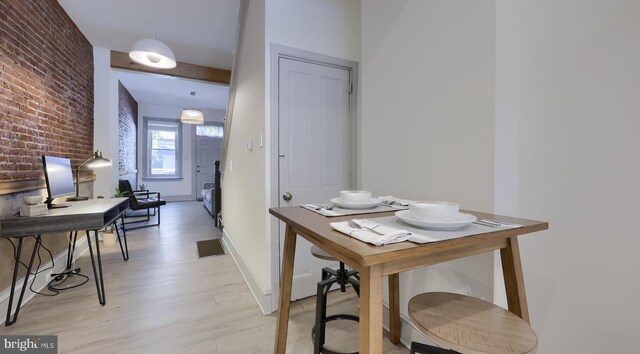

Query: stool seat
[408,292,537,354]
[311,245,337,261]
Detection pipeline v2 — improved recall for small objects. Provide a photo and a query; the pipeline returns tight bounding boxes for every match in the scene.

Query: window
[196,124,224,138]
[144,118,182,179]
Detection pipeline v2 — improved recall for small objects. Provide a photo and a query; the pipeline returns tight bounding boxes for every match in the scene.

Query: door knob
[282,192,293,201]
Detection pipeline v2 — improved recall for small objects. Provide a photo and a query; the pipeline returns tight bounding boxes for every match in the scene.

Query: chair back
[118,179,140,209]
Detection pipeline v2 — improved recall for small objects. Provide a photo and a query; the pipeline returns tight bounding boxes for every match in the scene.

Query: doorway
[194,124,223,199]
[271,45,358,304]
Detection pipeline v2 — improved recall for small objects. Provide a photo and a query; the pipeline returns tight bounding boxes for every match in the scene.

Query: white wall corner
[93,47,119,198]
[380,301,441,351]
[494,0,521,308]
[222,229,273,314]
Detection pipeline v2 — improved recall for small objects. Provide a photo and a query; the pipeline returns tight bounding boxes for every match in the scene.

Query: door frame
[192,122,224,199]
[269,44,359,312]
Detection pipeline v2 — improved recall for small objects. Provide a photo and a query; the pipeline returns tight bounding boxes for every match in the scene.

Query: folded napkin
[376,195,411,207]
[330,218,412,246]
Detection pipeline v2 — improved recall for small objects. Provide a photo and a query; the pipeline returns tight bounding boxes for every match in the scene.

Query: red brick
[0,0,93,184]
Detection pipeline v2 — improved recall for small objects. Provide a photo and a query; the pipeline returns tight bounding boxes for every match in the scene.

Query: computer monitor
[42,155,75,209]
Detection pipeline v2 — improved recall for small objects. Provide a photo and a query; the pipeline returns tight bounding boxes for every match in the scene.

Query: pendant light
[129,0,177,69]
[181,92,204,124]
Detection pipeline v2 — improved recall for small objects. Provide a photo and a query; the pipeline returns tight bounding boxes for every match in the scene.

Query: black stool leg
[313,277,333,354]
[338,262,347,292]
[312,262,360,354]
[410,341,459,354]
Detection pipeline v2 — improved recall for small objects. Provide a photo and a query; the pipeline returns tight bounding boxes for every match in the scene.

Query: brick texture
[118,81,137,175]
[0,0,94,183]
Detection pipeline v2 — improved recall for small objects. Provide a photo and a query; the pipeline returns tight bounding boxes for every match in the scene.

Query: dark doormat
[197,239,225,258]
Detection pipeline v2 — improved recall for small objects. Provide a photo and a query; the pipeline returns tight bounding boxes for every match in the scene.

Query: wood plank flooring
[1,202,409,354]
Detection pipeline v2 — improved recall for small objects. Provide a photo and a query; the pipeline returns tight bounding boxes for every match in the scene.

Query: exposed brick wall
[0,0,94,183]
[0,0,94,294]
[118,81,137,176]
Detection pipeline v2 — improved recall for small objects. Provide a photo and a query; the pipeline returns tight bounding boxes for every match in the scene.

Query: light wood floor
[1,201,409,354]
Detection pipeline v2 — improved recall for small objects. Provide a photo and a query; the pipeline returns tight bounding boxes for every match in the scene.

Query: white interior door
[278,57,352,300]
[196,136,221,196]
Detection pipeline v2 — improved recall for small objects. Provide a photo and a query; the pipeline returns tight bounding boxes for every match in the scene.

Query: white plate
[395,210,477,230]
[330,197,381,210]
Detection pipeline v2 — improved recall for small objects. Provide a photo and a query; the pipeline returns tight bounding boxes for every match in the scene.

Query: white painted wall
[362,0,640,351]
[360,0,496,340]
[137,103,225,199]
[266,0,361,63]
[221,0,361,312]
[264,0,361,309]
[497,1,640,351]
[93,47,119,198]
[221,0,269,298]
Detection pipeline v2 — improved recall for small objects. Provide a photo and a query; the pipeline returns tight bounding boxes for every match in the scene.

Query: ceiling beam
[110,51,231,85]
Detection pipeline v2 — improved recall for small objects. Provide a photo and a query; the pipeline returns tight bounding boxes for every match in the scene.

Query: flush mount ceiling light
[181,91,204,124]
[129,38,176,69]
[181,109,205,124]
[129,0,176,69]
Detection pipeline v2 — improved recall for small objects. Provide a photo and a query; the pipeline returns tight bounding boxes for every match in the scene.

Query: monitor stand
[45,197,71,209]
[67,196,89,201]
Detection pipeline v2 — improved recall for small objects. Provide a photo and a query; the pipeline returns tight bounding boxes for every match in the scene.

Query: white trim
[381,301,440,350]
[161,195,194,202]
[221,229,273,315]
[0,236,90,325]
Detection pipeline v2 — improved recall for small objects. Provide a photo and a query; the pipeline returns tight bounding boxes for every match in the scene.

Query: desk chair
[310,245,360,354]
[118,180,166,231]
[408,292,537,354]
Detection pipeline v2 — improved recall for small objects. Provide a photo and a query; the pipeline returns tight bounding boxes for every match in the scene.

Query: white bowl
[339,190,372,204]
[23,195,43,205]
[409,201,459,222]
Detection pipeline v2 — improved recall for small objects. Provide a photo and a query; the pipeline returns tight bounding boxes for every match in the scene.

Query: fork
[348,220,385,235]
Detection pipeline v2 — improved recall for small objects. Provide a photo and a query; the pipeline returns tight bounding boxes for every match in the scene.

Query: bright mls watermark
[0,336,57,354]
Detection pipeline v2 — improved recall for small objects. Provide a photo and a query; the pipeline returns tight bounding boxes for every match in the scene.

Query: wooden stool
[310,245,360,354]
[408,292,537,354]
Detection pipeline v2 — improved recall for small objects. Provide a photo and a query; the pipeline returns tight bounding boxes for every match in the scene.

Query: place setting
[301,190,411,217]
[329,200,523,245]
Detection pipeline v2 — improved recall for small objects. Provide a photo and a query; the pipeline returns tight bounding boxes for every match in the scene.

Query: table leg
[6,235,41,326]
[66,231,78,269]
[86,230,106,305]
[274,224,297,354]
[388,273,400,344]
[500,235,530,323]
[116,216,129,261]
[359,265,384,354]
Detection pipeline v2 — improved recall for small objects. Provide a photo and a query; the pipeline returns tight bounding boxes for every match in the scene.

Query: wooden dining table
[270,206,548,354]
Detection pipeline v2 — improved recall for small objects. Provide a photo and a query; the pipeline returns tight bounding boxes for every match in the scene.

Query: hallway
[2,202,408,353]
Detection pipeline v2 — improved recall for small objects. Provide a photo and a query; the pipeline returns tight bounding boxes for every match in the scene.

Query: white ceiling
[116,70,229,110]
[58,0,239,110]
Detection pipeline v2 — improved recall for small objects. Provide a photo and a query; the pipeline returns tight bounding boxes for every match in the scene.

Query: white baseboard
[221,229,273,315]
[162,195,195,202]
[0,236,90,325]
[381,301,440,349]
